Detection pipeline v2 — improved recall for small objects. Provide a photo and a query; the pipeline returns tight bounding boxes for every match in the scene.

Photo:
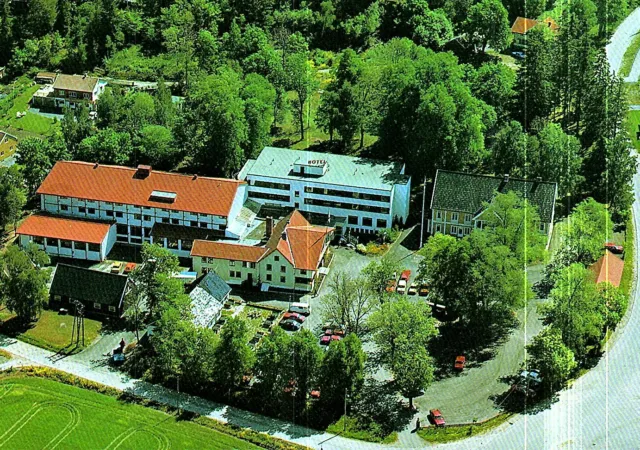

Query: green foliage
[16,135,69,194]
[598,283,628,330]
[488,120,528,177]
[320,271,377,335]
[541,263,604,358]
[137,125,179,170]
[319,334,366,413]
[562,198,613,266]
[211,316,255,392]
[0,165,26,229]
[0,245,49,323]
[527,326,577,391]
[464,0,512,52]
[77,128,133,165]
[362,256,400,295]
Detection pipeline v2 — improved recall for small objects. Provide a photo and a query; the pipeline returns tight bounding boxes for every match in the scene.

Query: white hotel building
[238,147,411,233]
[17,162,247,260]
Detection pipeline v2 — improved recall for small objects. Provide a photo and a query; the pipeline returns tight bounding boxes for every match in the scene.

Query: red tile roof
[37,161,244,217]
[590,250,624,287]
[192,211,334,271]
[191,241,266,262]
[511,17,539,34]
[17,214,112,244]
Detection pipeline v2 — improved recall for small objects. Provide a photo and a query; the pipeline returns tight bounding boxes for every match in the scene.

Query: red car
[320,335,332,345]
[454,356,466,371]
[604,242,624,254]
[400,270,411,281]
[124,262,137,274]
[310,390,321,399]
[331,335,342,342]
[324,329,333,336]
[429,409,445,427]
[283,312,306,324]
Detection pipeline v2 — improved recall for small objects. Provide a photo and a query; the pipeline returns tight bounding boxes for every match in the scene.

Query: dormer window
[149,190,177,203]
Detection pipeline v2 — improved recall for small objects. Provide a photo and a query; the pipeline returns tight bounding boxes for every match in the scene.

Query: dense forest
[0,0,637,220]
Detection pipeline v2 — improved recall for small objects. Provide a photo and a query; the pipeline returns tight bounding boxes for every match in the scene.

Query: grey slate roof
[431,170,557,223]
[189,272,230,328]
[50,264,128,307]
[240,147,409,192]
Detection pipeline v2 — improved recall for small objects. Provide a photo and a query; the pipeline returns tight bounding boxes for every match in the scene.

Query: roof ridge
[436,169,556,185]
[58,161,243,184]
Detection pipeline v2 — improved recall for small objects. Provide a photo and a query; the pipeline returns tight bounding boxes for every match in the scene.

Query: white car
[408,283,418,295]
[396,280,407,295]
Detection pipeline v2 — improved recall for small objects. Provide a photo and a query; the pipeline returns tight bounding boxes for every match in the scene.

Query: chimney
[93,163,99,169]
[193,174,198,180]
[281,230,287,241]
[266,216,274,238]
[136,165,152,179]
[503,174,510,183]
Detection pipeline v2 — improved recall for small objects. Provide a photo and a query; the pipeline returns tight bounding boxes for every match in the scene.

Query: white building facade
[238,147,411,234]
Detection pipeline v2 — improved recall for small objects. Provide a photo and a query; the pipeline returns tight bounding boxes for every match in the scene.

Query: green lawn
[0,309,103,353]
[417,413,513,443]
[0,375,260,450]
[621,32,640,78]
[625,82,640,105]
[0,80,59,137]
[627,110,640,151]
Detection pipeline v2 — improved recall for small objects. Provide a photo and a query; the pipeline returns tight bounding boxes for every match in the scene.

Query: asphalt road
[434,168,640,448]
[606,7,640,78]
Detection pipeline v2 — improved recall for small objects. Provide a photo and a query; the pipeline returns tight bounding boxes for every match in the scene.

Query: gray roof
[240,147,409,192]
[50,264,128,307]
[431,170,557,223]
[189,272,230,328]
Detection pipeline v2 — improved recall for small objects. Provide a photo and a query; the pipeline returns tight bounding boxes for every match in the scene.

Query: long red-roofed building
[18,161,248,260]
[192,211,334,292]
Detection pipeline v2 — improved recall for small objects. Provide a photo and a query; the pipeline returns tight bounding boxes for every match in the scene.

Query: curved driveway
[606,8,640,78]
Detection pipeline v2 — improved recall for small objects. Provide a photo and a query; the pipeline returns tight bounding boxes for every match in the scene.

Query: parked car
[283,312,306,324]
[320,335,332,345]
[332,328,346,336]
[310,389,321,399]
[124,262,137,274]
[400,270,411,281]
[280,319,302,331]
[512,51,526,59]
[429,409,445,427]
[322,321,340,330]
[397,280,408,295]
[604,242,624,254]
[331,335,342,342]
[289,302,311,315]
[111,261,124,274]
[408,283,418,295]
[454,356,466,371]
[386,279,397,293]
[419,284,430,296]
[111,352,126,366]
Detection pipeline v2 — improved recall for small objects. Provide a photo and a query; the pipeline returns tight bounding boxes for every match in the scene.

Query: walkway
[0,335,411,450]
[606,7,640,78]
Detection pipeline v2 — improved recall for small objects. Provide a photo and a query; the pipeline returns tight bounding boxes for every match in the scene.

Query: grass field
[0,309,102,353]
[0,80,59,137]
[627,110,640,151]
[417,413,513,443]
[621,32,640,78]
[0,375,260,450]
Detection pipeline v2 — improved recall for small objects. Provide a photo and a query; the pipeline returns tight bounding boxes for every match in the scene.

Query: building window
[105,210,114,218]
[295,191,300,197]
[464,227,471,235]
[274,255,280,262]
[116,224,128,235]
[171,218,180,225]
[167,238,178,249]
[450,226,458,235]
[60,239,72,249]
[377,219,387,228]
[539,222,546,232]
[88,208,96,215]
[33,236,44,245]
[132,214,141,221]
[229,261,236,266]
[280,265,286,273]
[435,211,442,220]
[108,306,116,312]
[143,215,152,222]
[452,212,459,222]
[115,211,124,218]
[199,222,208,228]
[181,239,193,250]
[53,295,62,302]
[60,204,69,211]
[266,274,272,281]
[190,220,197,227]
[70,92,78,98]
[363,217,373,227]
[464,214,471,223]
[348,216,358,225]
[280,276,286,283]
[300,269,307,276]
[435,224,442,233]
[266,264,272,271]
[88,243,100,252]
[94,302,101,310]
[78,207,86,214]
[230,270,242,278]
